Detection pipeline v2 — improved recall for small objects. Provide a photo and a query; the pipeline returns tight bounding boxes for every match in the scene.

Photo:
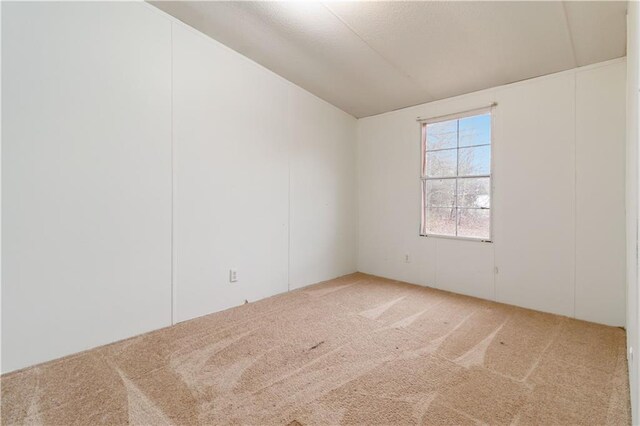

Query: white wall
[2,3,357,372]
[172,24,290,322]
[288,88,357,290]
[358,59,627,326]
[575,63,627,325]
[2,2,173,372]
[626,2,640,423]
[172,23,356,322]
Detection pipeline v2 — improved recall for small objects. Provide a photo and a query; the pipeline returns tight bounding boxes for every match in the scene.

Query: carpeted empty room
[1,1,638,425]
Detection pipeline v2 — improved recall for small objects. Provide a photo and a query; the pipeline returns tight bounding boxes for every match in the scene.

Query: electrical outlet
[229,269,238,283]
[404,254,411,263]
[630,346,634,362]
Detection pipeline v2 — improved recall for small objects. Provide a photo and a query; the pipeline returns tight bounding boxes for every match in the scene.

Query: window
[420,108,492,241]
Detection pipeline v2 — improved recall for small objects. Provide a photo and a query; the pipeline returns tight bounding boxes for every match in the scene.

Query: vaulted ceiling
[150,1,627,118]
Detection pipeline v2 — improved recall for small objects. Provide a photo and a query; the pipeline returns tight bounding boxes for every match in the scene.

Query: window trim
[419,105,495,243]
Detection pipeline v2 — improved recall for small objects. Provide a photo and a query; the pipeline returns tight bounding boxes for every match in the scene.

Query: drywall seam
[573,70,578,319]
[170,22,177,325]
[560,1,579,68]
[287,102,292,294]
[321,2,430,98]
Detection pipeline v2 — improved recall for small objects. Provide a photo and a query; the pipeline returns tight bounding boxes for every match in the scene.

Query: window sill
[419,233,493,243]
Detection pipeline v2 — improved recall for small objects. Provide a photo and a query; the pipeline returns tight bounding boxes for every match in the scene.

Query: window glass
[459,113,491,147]
[426,179,455,207]
[421,110,492,240]
[426,119,457,151]
[426,149,457,178]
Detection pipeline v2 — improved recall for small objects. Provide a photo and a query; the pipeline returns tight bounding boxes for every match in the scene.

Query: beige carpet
[1,273,631,425]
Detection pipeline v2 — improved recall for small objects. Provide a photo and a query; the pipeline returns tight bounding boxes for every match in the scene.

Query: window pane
[426,179,455,207]
[457,208,490,239]
[426,149,457,177]
[426,207,456,236]
[458,145,490,176]
[459,113,491,147]
[426,119,457,151]
[457,177,490,208]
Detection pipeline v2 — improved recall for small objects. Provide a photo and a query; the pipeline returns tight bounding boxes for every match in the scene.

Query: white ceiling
[150,1,627,118]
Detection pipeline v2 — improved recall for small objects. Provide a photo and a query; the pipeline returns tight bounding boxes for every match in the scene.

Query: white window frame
[419,105,495,243]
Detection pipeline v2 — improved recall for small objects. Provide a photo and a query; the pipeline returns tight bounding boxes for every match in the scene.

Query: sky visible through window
[422,112,491,240]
